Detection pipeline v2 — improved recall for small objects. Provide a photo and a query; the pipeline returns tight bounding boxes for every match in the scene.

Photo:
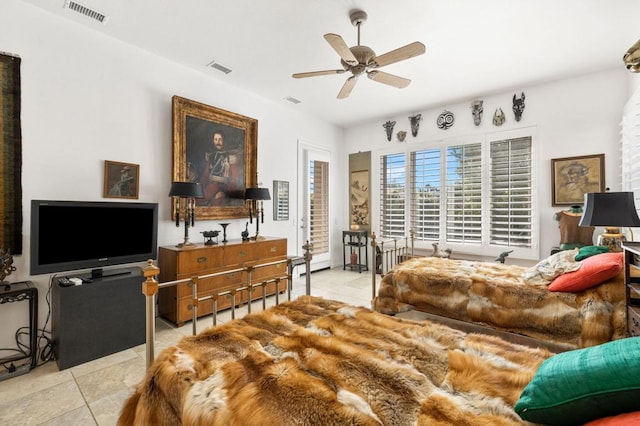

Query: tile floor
[0,267,375,426]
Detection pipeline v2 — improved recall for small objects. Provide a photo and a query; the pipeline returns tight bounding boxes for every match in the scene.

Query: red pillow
[584,411,640,425]
[548,252,623,292]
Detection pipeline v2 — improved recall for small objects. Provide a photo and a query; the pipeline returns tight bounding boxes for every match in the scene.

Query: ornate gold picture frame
[172,96,257,220]
[551,154,605,206]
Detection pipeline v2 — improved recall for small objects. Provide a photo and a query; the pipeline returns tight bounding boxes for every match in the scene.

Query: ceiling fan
[292,9,426,99]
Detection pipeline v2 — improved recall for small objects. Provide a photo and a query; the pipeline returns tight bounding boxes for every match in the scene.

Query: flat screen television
[30,200,158,276]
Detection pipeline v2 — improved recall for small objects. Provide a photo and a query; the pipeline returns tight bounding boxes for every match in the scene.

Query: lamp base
[176,241,195,248]
[597,227,625,253]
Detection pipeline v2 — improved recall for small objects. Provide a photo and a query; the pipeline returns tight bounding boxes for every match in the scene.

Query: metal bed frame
[140,242,313,368]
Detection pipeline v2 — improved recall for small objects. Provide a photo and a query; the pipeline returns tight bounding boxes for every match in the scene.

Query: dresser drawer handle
[238,251,247,257]
[197,256,207,263]
[270,246,277,253]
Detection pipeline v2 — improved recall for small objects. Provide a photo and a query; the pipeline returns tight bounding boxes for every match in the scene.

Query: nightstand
[622,242,640,336]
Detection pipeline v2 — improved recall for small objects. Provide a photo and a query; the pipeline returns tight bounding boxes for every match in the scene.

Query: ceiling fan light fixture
[291,9,425,99]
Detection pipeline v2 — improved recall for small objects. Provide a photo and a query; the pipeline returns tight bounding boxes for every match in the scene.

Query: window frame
[375,127,538,259]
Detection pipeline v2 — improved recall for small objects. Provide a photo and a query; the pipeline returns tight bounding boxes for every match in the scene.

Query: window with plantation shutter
[490,137,533,247]
[379,153,406,238]
[411,149,441,240]
[622,88,640,209]
[309,160,329,254]
[445,143,482,243]
[378,129,536,258]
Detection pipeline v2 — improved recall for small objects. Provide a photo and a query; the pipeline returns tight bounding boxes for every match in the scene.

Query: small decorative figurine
[241,222,250,241]
[437,110,455,130]
[408,114,422,137]
[396,131,407,142]
[512,92,525,121]
[201,230,219,246]
[382,120,396,141]
[493,108,506,126]
[470,100,483,126]
[219,223,230,243]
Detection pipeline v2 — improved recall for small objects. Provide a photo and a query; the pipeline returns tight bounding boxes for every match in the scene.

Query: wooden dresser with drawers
[157,237,287,326]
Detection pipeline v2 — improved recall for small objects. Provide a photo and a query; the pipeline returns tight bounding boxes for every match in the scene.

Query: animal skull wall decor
[470,100,483,126]
[493,108,505,126]
[512,93,525,121]
[382,120,396,142]
[408,114,422,137]
[397,131,407,142]
[436,110,455,130]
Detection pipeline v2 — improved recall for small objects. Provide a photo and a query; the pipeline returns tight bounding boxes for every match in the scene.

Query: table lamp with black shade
[579,191,640,252]
[169,182,204,247]
[245,187,270,240]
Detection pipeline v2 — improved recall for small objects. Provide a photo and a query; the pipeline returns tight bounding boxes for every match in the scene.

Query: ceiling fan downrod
[350,9,367,47]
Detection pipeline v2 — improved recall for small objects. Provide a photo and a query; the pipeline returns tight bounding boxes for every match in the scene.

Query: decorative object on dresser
[169,181,204,247]
[157,237,287,326]
[622,242,640,336]
[200,230,219,245]
[172,95,257,220]
[579,191,640,252]
[244,187,271,240]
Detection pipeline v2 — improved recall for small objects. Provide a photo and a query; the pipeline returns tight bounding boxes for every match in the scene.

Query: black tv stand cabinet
[52,266,145,370]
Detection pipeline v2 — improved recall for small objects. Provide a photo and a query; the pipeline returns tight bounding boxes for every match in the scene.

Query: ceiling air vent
[63,1,110,25]
[283,96,301,104]
[206,60,232,75]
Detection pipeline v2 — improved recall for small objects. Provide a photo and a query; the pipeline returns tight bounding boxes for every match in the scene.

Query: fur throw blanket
[119,296,552,425]
[373,257,627,349]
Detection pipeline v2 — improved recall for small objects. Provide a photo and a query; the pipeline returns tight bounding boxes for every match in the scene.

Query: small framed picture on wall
[103,160,139,199]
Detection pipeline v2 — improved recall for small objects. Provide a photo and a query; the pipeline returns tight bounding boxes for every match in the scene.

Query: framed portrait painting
[103,160,139,199]
[172,96,257,220]
[551,154,605,206]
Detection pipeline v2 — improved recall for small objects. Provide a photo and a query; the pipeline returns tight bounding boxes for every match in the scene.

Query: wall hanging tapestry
[0,53,22,255]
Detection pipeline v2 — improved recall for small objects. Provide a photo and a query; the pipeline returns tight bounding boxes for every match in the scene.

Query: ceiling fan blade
[292,69,346,78]
[373,41,426,68]
[324,33,358,66]
[337,76,358,99]
[367,70,411,88]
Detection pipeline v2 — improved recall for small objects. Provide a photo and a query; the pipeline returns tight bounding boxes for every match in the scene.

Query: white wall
[345,68,631,261]
[1,1,346,348]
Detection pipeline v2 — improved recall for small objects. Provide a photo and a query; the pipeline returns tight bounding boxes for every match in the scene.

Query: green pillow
[575,245,610,261]
[515,337,640,425]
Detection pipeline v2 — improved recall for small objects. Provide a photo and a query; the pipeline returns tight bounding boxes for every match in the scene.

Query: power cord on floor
[0,276,56,370]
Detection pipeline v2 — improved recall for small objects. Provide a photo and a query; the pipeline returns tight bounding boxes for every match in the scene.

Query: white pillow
[523,248,581,285]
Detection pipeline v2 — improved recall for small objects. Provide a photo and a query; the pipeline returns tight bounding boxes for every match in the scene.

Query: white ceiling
[22,0,640,128]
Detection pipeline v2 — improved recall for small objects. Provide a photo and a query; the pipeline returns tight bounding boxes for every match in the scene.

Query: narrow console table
[0,281,38,376]
[343,230,369,273]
